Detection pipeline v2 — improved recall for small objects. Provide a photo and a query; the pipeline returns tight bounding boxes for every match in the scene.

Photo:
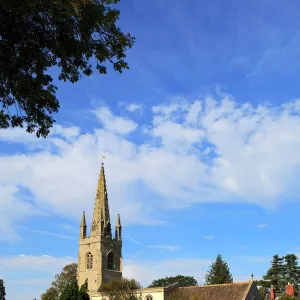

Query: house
[265,282,299,299]
[170,280,262,300]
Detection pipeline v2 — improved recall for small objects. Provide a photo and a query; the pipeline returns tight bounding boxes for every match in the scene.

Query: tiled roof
[176,281,252,300]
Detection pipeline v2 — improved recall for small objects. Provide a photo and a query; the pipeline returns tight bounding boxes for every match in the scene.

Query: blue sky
[2,0,300,299]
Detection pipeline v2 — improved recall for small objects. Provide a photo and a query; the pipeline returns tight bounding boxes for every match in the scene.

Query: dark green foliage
[284,254,300,292]
[148,275,197,288]
[59,280,80,300]
[41,263,84,300]
[41,287,59,300]
[78,282,90,300]
[259,255,285,292]
[0,279,6,300]
[99,277,142,300]
[259,254,300,294]
[0,0,135,137]
[205,254,233,285]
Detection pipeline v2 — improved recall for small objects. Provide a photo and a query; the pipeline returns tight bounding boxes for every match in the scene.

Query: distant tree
[205,254,233,285]
[41,287,58,300]
[0,0,135,137]
[59,280,80,300]
[148,275,197,288]
[0,279,6,300]
[41,263,78,299]
[98,277,142,300]
[259,255,285,292]
[78,282,90,300]
[283,254,300,293]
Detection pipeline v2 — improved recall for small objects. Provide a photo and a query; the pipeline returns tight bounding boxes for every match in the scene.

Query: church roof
[176,281,254,300]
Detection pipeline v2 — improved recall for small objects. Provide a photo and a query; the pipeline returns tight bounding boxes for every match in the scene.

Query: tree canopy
[41,263,88,300]
[0,0,135,137]
[259,254,300,294]
[148,275,197,288]
[98,277,142,300]
[0,279,6,300]
[205,254,233,285]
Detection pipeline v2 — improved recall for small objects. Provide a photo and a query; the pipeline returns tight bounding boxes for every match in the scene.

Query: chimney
[286,282,294,296]
[270,285,275,300]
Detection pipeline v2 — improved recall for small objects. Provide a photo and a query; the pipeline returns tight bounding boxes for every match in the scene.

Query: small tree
[259,255,285,292]
[283,254,300,293]
[148,275,197,288]
[41,287,58,300]
[0,279,6,300]
[41,263,80,300]
[99,277,142,300]
[205,254,233,285]
[59,280,80,300]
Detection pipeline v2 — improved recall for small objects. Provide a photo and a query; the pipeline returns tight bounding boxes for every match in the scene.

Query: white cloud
[0,254,75,273]
[2,96,300,240]
[126,103,144,113]
[0,255,75,300]
[23,228,77,240]
[95,107,138,135]
[148,245,179,251]
[201,235,216,240]
[125,236,143,245]
[257,223,268,229]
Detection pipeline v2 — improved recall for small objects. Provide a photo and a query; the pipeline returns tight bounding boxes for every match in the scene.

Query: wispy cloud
[257,223,268,229]
[24,228,77,240]
[148,245,179,251]
[201,235,216,240]
[126,236,143,245]
[126,103,144,113]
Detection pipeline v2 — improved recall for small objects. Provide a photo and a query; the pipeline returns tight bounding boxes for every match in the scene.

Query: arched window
[107,252,114,270]
[145,295,153,300]
[86,253,93,269]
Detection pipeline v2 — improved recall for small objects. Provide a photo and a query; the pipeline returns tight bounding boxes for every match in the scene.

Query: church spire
[90,162,112,237]
[80,211,87,239]
[115,214,122,241]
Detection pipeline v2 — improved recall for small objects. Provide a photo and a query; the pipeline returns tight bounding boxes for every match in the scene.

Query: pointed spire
[115,214,122,240]
[90,162,112,237]
[116,214,121,227]
[80,211,87,239]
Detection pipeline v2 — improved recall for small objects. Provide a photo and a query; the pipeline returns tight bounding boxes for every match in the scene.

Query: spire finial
[115,214,122,240]
[80,211,87,239]
[81,211,86,225]
[116,214,121,227]
[251,273,254,280]
[90,156,111,237]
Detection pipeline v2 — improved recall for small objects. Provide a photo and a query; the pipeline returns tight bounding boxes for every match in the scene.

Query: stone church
[77,162,262,300]
[77,162,122,296]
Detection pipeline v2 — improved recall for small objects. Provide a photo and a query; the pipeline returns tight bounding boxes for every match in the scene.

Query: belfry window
[86,253,93,269]
[107,252,114,270]
[145,296,153,300]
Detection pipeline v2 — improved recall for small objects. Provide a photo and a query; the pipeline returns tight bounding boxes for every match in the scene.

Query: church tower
[77,162,122,293]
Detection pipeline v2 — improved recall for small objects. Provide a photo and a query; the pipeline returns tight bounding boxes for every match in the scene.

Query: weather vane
[251,273,254,280]
[101,155,106,163]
